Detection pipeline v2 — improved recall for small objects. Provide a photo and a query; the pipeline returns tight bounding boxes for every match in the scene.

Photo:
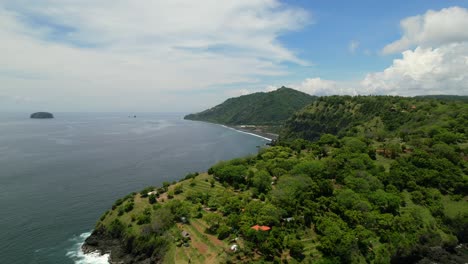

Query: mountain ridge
[184,87,316,126]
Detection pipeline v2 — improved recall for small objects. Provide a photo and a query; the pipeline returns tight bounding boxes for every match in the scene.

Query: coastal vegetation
[86,94,467,263]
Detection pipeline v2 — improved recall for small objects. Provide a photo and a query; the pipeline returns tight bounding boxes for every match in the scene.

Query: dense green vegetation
[92,95,467,263]
[281,95,467,142]
[184,87,316,126]
[415,95,468,102]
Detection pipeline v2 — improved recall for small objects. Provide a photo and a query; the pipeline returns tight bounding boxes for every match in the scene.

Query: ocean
[0,113,269,264]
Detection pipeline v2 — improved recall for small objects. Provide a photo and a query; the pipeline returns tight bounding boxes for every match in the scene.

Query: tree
[148,194,157,204]
[291,160,325,179]
[215,164,247,185]
[289,239,305,260]
[152,207,174,234]
[252,170,271,194]
[204,213,223,233]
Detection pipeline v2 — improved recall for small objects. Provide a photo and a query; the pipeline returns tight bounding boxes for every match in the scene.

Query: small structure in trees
[251,225,271,231]
[147,191,158,196]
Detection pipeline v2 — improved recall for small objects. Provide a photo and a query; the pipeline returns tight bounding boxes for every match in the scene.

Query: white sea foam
[221,125,272,141]
[66,231,110,264]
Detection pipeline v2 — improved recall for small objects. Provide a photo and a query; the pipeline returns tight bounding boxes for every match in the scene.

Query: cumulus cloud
[362,43,468,95]
[264,85,278,92]
[0,1,310,111]
[367,6,468,95]
[289,78,357,96]
[291,43,468,97]
[383,6,468,54]
[289,6,468,97]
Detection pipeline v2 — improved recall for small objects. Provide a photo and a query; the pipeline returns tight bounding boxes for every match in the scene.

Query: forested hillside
[87,96,467,263]
[184,87,316,125]
[281,95,467,142]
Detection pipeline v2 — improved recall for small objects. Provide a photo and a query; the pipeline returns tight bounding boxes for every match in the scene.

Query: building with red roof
[251,225,271,231]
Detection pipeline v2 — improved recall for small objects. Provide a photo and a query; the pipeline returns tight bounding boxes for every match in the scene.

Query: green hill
[85,95,467,264]
[281,95,468,142]
[184,87,316,126]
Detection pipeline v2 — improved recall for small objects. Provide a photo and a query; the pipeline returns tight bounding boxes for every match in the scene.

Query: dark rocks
[82,228,161,264]
[30,112,54,119]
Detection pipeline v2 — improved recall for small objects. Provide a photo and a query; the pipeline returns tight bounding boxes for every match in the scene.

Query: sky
[1,0,468,112]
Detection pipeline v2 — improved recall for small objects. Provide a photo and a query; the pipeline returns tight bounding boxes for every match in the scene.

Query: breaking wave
[65,231,109,264]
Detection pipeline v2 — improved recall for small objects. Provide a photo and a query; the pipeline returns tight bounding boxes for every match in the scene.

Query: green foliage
[174,184,183,195]
[281,95,468,142]
[216,225,231,240]
[288,239,305,260]
[123,201,134,213]
[204,212,223,233]
[251,169,271,194]
[108,219,125,238]
[211,162,247,185]
[148,194,156,204]
[136,208,151,225]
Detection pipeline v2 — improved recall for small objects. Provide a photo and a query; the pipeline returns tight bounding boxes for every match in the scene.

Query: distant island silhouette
[30,112,54,119]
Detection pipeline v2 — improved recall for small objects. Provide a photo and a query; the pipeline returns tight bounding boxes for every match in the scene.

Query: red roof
[251,225,271,231]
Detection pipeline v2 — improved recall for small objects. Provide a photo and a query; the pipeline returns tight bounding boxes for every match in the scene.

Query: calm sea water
[0,113,268,264]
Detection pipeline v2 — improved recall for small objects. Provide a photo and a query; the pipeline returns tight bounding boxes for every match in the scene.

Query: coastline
[221,125,278,141]
[184,118,278,141]
[79,120,276,263]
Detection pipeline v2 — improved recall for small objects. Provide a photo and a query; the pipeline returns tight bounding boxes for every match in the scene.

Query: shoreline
[80,120,278,263]
[184,118,279,141]
[221,125,278,141]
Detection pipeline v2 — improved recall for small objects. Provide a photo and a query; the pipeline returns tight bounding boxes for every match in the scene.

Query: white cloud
[290,78,358,96]
[383,6,468,54]
[349,40,359,54]
[0,1,310,111]
[288,7,468,97]
[362,43,468,95]
[264,85,278,92]
[290,43,468,97]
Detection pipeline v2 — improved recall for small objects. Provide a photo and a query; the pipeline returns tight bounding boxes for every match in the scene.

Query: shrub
[174,185,184,194]
[124,201,134,212]
[112,198,124,210]
[217,225,231,240]
[168,191,174,199]
[149,194,157,204]
[137,214,151,225]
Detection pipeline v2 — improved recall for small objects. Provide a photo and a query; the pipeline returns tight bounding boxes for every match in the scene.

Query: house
[251,225,271,231]
[147,191,158,196]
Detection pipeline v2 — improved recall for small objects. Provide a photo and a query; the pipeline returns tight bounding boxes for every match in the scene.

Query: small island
[30,112,54,119]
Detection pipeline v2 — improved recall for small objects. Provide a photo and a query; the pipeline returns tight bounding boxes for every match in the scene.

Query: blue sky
[277,0,468,80]
[1,0,468,112]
